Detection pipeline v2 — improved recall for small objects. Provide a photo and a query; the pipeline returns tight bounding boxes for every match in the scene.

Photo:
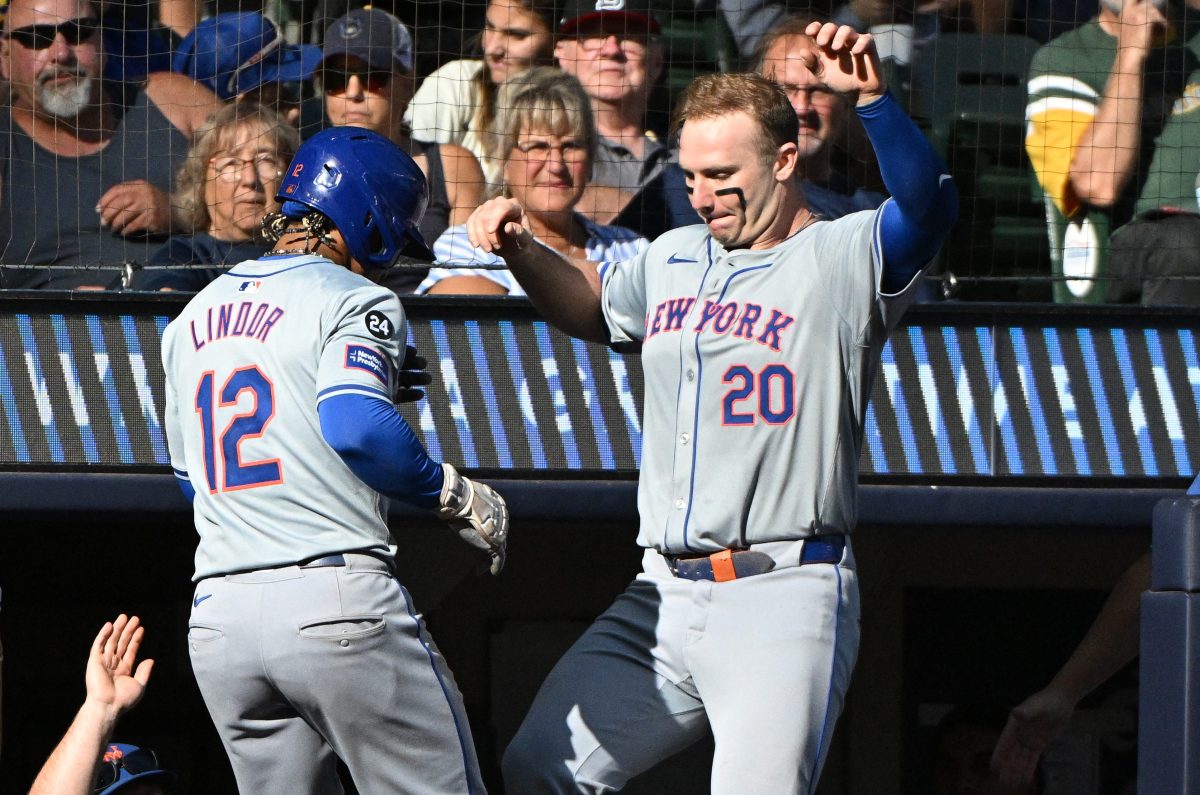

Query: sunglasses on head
[322,67,391,96]
[4,16,99,49]
[92,746,161,792]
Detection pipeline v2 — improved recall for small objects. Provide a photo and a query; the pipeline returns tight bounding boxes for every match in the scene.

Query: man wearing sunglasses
[318,6,485,293]
[0,0,220,289]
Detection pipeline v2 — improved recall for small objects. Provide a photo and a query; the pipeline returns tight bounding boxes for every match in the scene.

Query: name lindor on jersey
[190,300,286,351]
[643,298,796,352]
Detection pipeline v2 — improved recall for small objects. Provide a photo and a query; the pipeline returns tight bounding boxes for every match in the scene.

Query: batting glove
[394,344,432,404]
[437,463,508,575]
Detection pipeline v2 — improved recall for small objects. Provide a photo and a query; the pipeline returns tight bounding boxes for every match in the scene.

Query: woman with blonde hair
[419,67,647,295]
[133,102,299,291]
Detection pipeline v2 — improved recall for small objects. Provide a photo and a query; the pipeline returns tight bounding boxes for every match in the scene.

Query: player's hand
[989,686,1076,787]
[84,614,155,722]
[466,197,534,258]
[394,345,432,404]
[803,22,887,105]
[437,463,509,575]
[97,181,174,237]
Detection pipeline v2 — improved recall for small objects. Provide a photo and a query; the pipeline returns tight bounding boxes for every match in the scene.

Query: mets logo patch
[365,310,393,340]
[345,345,388,385]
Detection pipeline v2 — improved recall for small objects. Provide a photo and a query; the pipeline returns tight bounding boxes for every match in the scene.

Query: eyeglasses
[4,16,99,49]
[515,139,588,163]
[322,67,391,96]
[93,747,160,792]
[209,153,285,183]
[575,33,651,56]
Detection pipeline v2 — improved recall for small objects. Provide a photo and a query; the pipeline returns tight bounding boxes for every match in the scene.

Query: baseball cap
[558,0,661,36]
[321,7,414,74]
[94,743,175,795]
[173,12,321,101]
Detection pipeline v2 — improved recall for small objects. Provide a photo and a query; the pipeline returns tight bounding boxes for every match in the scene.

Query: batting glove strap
[438,463,509,575]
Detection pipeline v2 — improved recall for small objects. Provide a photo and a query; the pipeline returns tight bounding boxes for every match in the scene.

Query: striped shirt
[417,214,649,296]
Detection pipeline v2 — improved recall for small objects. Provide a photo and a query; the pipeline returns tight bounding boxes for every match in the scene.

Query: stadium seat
[911,33,1050,301]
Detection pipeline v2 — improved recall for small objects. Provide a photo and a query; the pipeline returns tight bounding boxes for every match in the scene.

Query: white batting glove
[437,463,508,575]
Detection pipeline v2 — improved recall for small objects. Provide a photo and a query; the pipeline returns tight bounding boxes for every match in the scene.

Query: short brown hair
[749,14,827,74]
[174,102,300,232]
[671,72,798,161]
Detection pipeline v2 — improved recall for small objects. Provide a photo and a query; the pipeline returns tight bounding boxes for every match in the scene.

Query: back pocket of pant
[298,615,385,640]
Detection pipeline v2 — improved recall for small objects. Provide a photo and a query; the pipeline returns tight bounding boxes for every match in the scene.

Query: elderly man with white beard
[0,0,220,289]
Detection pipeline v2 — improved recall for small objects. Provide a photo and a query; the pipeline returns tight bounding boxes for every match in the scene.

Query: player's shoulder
[646,223,710,260]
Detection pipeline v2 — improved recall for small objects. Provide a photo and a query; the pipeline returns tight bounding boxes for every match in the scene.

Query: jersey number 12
[194,365,282,493]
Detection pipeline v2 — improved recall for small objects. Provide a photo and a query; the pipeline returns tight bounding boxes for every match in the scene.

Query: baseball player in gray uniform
[161,127,506,794]
[467,23,958,794]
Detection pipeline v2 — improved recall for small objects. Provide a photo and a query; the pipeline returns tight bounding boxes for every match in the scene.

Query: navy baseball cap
[321,7,414,74]
[559,0,661,36]
[94,743,175,795]
[173,12,321,100]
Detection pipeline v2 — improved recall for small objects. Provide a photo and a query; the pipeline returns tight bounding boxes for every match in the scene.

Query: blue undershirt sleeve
[175,472,195,503]
[318,392,445,508]
[856,90,959,293]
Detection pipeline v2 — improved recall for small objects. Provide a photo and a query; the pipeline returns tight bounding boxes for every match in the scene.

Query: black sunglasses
[4,16,100,49]
[93,746,161,792]
[322,67,391,96]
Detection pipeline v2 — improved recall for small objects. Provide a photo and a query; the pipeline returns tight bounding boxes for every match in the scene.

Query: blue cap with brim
[96,743,175,795]
[173,12,321,100]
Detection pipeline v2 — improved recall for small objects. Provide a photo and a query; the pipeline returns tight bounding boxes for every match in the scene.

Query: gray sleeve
[315,282,406,404]
[718,0,787,59]
[599,245,652,344]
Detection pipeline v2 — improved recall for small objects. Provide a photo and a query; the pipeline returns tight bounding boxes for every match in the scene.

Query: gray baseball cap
[321,7,413,73]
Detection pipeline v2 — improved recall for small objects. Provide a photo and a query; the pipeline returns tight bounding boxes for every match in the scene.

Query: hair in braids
[261,207,340,253]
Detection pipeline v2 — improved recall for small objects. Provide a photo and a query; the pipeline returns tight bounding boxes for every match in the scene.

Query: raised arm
[466,196,609,343]
[1068,0,1165,207]
[29,616,154,795]
[805,22,958,291]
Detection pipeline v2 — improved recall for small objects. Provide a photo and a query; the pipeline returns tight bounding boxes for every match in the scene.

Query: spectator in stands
[553,0,669,223]
[131,102,299,291]
[172,12,321,127]
[405,0,558,187]
[1027,0,1200,304]
[0,0,221,289]
[320,5,486,292]
[754,15,885,220]
[419,67,646,295]
[29,614,170,795]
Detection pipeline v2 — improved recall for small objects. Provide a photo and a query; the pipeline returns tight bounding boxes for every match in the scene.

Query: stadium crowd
[0,0,1194,302]
[0,0,1183,792]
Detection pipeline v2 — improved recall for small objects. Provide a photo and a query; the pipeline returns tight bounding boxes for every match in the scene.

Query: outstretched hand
[466,197,535,258]
[803,22,887,104]
[85,615,154,722]
[990,687,1076,787]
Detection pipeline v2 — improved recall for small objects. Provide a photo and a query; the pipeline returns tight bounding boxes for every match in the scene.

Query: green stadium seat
[911,33,1050,301]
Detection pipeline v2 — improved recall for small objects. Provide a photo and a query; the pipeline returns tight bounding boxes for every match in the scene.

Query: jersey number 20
[194,366,282,493]
[722,364,795,425]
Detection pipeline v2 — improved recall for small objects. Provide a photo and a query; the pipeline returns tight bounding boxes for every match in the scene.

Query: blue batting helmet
[276,127,433,268]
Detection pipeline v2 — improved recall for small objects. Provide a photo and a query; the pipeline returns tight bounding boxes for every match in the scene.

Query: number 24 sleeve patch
[365,310,394,340]
[345,345,390,386]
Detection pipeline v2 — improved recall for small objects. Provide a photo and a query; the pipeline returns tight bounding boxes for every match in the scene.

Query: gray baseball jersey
[600,206,918,553]
[164,254,485,794]
[163,254,403,579]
